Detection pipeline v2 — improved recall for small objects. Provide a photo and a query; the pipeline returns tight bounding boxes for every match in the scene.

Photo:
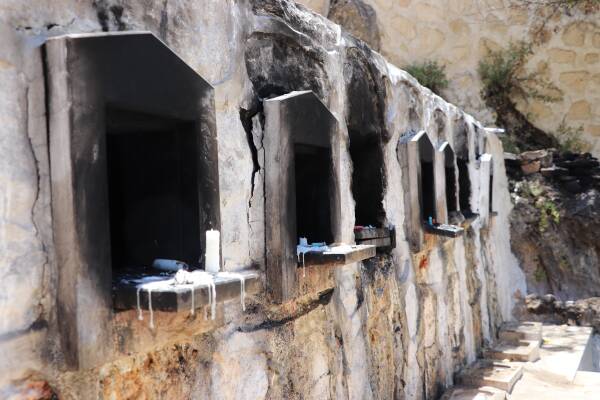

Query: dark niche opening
[106,108,201,272]
[444,145,458,214]
[419,137,435,222]
[349,131,386,227]
[457,158,472,215]
[489,172,494,214]
[294,144,333,244]
[446,167,457,213]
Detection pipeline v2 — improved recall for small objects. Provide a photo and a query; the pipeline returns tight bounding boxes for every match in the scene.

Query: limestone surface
[0,1,526,399]
[297,0,600,156]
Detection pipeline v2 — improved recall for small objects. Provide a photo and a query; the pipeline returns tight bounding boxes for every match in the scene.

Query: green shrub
[404,60,449,96]
[521,180,545,198]
[500,134,521,154]
[555,122,591,153]
[536,199,560,233]
[478,41,562,107]
[534,266,547,283]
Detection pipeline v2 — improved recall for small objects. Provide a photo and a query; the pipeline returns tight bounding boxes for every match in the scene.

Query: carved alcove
[45,32,257,369]
[398,131,465,250]
[440,142,458,219]
[478,154,494,224]
[454,117,476,223]
[349,126,396,250]
[344,49,395,252]
[484,129,499,218]
[398,131,432,249]
[263,91,374,303]
[419,133,436,223]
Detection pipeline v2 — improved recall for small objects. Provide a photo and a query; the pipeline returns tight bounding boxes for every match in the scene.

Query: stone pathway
[441,322,600,400]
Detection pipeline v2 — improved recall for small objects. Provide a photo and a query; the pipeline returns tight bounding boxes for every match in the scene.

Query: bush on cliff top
[404,60,449,96]
[478,41,561,108]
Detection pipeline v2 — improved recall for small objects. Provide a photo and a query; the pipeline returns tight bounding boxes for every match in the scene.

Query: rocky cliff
[507,149,600,300]
[0,1,525,399]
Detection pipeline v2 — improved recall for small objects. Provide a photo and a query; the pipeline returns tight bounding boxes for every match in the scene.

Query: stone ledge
[355,227,396,249]
[113,271,261,313]
[299,245,376,269]
[423,223,465,238]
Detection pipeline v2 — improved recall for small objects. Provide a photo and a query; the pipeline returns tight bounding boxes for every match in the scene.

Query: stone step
[498,321,542,343]
[483,339,541,362]
[440,386,506,400]
[456,360,523,392]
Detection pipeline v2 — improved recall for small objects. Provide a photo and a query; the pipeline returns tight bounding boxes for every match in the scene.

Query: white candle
[205,229,220,273]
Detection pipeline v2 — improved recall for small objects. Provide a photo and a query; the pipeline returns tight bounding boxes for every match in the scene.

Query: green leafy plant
[521,180,545,198]
[536,199,560,233]
[478,41,562,108]
[555,122,591,153]
[500,135,521,154]
[534,266,547,283]
[405,60,449,96]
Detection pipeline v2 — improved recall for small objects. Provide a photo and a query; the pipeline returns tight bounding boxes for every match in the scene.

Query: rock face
[524,294,600,332]
[0,1,525,399]
[328,0,381,51]
[508,151,600,300]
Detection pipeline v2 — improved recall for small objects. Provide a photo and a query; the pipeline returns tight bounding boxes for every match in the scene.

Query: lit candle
[205,229,220,273]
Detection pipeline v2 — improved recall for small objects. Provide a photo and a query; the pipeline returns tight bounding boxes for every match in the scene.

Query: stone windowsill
[423,223,465,238]
[113,270,261,312]
[354,227,396,249]
[299,244,376,269]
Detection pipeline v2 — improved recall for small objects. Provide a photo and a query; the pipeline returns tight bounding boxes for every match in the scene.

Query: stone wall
[0,1,525,399]
[297,0,600,156]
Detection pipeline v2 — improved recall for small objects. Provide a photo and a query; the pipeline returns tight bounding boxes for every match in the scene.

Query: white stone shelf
[423,223,465,238]
[354,227,396,249]
[299,244,376,269]
[113,270,261,312]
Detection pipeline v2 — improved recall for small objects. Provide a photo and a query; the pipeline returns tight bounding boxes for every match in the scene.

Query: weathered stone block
[584,52,599,64]
[589,124,600,137]
[413,3,444,22]
[419,27,445,54]
[508,8,529,25]
[548,48,576,64]
[527,100,552,120]
[390,14,416,40]
[562,22,586,47]
[568,100,592,120]
[450,19,470,35]
[328,0,381,50]
[559,71,591,93]
[593,32,600,48]
[479,38,501,56]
